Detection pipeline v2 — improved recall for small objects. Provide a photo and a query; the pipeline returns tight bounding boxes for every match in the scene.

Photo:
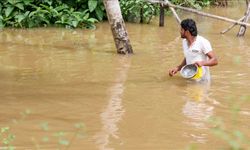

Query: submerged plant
[0,108,87,149]
[208,95,250,150]
[0,127,15,150]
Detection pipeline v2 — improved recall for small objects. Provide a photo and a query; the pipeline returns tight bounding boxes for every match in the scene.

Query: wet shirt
[182,35,212,82]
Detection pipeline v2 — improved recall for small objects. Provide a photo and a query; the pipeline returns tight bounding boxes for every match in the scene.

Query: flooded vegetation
[0,4,250,150]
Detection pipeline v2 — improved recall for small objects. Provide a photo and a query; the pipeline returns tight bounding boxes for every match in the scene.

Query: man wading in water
[169,18,218,83]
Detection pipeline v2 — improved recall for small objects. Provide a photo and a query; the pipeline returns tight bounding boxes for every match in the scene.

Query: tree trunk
[237,1,250,36]
[140,5,143,23]
[103,0,133,54]
[159,4,165,26]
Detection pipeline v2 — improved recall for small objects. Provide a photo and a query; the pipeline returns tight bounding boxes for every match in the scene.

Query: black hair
[181,19,198,36]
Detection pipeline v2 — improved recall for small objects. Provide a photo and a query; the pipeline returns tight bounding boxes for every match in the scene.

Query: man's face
[180,28,186,39]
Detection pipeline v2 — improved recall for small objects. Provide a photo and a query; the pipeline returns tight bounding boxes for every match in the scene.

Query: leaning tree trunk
[237,1,250,36]
[103,0,133,54]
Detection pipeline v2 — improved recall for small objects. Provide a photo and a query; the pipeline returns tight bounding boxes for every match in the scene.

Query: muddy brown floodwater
[0,3,250,150]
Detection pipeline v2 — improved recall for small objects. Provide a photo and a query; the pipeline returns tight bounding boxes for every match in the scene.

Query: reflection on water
[183,83,213,123]
[182,82,214,143]
[94,57,130,150]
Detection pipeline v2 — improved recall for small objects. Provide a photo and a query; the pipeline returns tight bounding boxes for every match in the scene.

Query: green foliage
[170,0,211,9]
[0,0,215,28]
[120,0,159,23]
[0,0,105,28]
[62,0,106,22]
[119,0,213,23]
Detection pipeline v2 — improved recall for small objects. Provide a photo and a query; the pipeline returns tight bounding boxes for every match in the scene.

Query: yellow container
[180,64,203,79]
[192,66,203,79]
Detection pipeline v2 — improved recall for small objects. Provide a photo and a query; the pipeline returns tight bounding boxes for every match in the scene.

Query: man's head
[180,19,197,38]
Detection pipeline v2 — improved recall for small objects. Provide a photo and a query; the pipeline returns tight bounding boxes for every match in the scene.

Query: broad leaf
[15,14,25,23]
[23,0,34,5]
[15,3,24,10]
[0,21,4,29]
[88,0,97,12]
[88,18,98,23]
[83,13,89,20]
[7,0,16,5]
[5,6,14,17]
[72,20,78,28]
[95,6,103,21]
[0,3,2,12]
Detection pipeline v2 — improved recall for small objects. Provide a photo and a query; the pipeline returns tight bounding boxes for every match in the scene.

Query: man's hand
[194,61,204,67]
[169,58,186,77]
[169,66,180,77]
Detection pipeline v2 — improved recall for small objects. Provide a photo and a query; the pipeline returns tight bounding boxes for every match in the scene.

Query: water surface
[0,4,250,150]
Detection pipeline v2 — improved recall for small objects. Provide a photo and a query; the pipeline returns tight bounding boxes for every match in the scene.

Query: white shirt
[182,35,212,82]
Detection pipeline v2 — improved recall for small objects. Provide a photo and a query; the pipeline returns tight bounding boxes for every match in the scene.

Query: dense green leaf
[0,0,105,28]
[0,0,212,28]
[5,6,14,17]
[55,5,68,12]
[23,0,34,5]
[95,6,103,21]
[15,3,24,10]
[42,0,52,6]
[83,13,89,20]
[88,0,97,12]
[15,14,26,23]
[72,20,78,27]
[88,18,98,23]
[7,0,17,5]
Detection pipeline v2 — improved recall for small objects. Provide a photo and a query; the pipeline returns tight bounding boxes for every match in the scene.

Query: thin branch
[147,0,250,27]
[221,16,245,34]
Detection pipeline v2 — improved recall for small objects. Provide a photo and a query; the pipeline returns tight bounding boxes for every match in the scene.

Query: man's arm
[177,58,187,70]
[169,58,186,76]
[195,51,218,67]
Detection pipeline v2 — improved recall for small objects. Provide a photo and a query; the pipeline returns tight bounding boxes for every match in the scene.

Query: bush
[0,0,106,28]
